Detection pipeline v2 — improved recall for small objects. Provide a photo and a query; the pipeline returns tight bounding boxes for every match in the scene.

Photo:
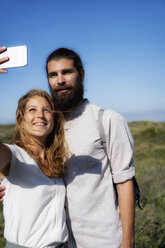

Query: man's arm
[117,179,135,248]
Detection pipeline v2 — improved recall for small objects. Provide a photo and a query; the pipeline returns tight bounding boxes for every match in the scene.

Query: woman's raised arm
[0,46,9,73]
[0,143,11,177]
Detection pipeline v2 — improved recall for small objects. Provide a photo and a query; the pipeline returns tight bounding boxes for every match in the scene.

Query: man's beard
[49,79,84,112]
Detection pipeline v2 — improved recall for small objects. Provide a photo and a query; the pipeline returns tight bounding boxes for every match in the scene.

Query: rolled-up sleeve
[104,111,135,183]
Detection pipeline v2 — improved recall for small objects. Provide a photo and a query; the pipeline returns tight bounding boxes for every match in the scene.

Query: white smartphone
[0,45,27,69]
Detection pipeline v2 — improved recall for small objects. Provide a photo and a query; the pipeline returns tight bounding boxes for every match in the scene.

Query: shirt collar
[65,99,89,120]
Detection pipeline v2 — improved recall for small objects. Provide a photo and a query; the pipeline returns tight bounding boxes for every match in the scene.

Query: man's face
[47,58,84,111]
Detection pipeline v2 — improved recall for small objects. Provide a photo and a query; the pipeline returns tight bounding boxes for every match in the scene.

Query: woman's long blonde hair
[13,89,68,178]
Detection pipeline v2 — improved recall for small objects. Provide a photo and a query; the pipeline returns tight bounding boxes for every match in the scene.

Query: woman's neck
[28,138,46,160]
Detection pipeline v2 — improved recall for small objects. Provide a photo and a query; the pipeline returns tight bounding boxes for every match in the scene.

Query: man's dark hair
[46,48,84,81]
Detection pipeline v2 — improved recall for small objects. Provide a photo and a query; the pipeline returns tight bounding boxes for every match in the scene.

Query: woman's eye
[44,108,51,113]
[29,108,36,112]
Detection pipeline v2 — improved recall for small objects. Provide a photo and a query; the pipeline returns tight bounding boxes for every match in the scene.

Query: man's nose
[57,74,66,85]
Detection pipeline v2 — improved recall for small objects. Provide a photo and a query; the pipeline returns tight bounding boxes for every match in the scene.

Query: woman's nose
[36,110,45,118]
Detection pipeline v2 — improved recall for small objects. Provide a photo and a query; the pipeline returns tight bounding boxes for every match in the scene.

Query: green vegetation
[129,121,165,247]
[0,122,165,247]
[0,125,15,248]
[0,125,15,144]
[0,204,4,248]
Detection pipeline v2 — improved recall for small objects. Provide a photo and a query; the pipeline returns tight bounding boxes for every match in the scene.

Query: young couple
[0,46,135,248]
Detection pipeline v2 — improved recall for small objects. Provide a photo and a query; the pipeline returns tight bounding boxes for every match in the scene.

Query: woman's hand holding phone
[0,45,27,72]
[0,46,9,73]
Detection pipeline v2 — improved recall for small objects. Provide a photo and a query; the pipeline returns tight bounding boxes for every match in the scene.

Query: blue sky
[1,0,165,124]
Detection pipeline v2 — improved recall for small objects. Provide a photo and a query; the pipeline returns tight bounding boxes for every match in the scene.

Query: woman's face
[21,96,54,144]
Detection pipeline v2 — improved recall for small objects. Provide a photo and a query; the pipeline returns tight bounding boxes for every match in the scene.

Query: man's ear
[80,69,85,81]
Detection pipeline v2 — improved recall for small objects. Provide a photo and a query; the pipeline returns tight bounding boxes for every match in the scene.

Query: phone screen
[0,45,27,69]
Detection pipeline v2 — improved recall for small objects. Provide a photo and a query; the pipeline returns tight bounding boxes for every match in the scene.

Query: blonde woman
[0,89,68,248]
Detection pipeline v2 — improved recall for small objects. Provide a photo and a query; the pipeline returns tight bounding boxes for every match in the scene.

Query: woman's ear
[18,119,24,130]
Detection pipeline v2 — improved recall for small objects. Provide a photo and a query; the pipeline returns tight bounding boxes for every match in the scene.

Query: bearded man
[46,48,135,248]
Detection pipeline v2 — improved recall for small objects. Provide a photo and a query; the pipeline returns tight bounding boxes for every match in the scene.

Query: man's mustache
[53,86,73,92]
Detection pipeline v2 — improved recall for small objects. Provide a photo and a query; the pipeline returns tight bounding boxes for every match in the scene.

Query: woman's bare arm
[0,143,12,176]
[0,46,9,73]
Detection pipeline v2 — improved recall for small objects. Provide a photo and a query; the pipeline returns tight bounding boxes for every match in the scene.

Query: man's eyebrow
[62,68,75,72]
[48,68,74,75]
[48,71,57,76]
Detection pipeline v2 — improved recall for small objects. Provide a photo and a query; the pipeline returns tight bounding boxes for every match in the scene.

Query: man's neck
[62,99,85,117]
